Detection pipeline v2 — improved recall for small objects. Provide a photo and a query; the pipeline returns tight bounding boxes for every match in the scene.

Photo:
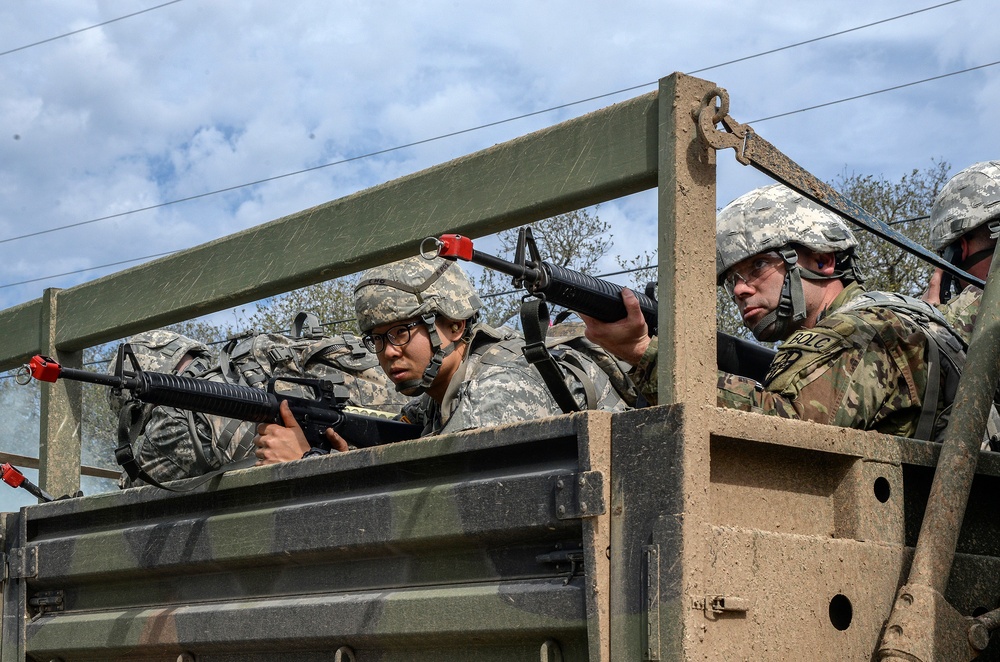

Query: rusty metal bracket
[694,87,984,289]
[693,595,750,615]
[553,470,605,520]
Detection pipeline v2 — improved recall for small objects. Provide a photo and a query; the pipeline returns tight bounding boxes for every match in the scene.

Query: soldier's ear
[812,252,836,276]
[443,319,465,341]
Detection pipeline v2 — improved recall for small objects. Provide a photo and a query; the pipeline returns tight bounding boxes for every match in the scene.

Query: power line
[0,1,185,58]
[1,3,978,292]
[0,1,966,248]
[750,59,1000,123]
[0,250,178,290]
[685,0,963,75]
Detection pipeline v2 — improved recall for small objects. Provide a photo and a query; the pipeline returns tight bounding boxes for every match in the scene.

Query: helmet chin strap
[394,314,458,395]
[749,247,808,342]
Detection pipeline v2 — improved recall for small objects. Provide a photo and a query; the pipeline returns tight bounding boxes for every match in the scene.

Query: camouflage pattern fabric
[716,183,857,281]
[120,330,406,488]
[354,255,483,333]
[937,284,982,344]
[929,161,1000,250]
[716,282,958,440]
[398,322,629,436]
[629,336,660,407]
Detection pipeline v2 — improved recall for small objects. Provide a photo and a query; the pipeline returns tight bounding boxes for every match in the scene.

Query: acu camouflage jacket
[634,282,963,440]
[400,322,629,437]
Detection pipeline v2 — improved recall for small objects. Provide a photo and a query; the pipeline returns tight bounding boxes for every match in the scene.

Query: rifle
[425,228,776,383]
[23,344,421,453]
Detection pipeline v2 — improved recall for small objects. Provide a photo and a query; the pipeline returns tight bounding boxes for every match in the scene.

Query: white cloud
[0,0,997,312]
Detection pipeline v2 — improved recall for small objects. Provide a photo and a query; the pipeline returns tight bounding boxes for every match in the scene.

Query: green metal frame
[0,73,718,499]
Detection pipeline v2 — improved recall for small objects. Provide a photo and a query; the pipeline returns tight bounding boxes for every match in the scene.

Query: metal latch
[553,470,605,520]
[29,590,64,617]
[536,543,585,585]
[694,595,750,614]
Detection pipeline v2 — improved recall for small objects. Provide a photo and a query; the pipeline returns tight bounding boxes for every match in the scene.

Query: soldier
[924,160,1000,341]
[254,255,628,463]
[582,183,966,441]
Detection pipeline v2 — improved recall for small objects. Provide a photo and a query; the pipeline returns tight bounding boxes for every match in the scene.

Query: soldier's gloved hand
[253,400,347,465]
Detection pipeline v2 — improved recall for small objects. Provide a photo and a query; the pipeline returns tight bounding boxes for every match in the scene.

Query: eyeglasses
[722,252,785,297]
[362,321,421,353]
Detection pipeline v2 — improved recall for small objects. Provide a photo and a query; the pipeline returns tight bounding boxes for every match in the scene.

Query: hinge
[645,545,660,661]
[8,546,37,579]
[693,595,750,614]
[553,470,605,520]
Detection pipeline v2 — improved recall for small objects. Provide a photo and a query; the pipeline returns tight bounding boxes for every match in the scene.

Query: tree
[832,160,950,297]
[233,277,360,337]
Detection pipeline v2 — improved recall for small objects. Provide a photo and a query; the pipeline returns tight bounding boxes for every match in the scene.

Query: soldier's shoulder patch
[780,327,850,354]
[764,349,802,384]
[764,326,852,390]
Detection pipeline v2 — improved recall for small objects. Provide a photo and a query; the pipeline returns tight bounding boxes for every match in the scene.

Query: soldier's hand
[254,400,311,465]
[579,288,651,366]
[324,427,350,453]
[922,268,943,305]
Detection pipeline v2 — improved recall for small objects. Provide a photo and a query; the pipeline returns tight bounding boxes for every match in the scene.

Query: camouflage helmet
[929,161,1000,250]
[716,184,860,343]
[354,256,482,334]
[716,183,858,279]
[107,330,213,415]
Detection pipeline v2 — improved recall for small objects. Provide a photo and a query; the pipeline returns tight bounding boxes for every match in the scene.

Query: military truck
[0,73,997,661]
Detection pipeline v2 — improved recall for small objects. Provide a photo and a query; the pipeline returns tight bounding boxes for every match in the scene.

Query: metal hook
[694,87,751,165]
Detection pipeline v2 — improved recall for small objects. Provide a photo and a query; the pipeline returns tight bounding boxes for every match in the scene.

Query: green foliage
[832,160,950,298]
[232,276,360,337]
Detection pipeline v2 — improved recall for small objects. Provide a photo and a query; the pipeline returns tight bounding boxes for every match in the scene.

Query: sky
[0,0,998,503]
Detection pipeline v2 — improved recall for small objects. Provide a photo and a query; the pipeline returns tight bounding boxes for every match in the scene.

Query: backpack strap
[519,299,582,414]
[116,400,255,492]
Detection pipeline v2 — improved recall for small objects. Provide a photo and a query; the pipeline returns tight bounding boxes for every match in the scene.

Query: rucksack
[118,313,407,487]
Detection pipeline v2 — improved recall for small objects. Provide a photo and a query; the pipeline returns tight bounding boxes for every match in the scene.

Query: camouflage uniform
[928,161,1000,341]
[717,281,963,440]
[115,327,405,487]
[632,184,963,440]
[355,256,628,438]
[398,322,627,436]
[937,285,982,345]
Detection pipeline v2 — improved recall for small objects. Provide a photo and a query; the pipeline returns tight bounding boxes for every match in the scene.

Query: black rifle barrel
[131,371,281,423]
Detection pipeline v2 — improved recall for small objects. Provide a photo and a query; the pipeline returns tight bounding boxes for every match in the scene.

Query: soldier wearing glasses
[582,183,966,441]
[254,255,627,463]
